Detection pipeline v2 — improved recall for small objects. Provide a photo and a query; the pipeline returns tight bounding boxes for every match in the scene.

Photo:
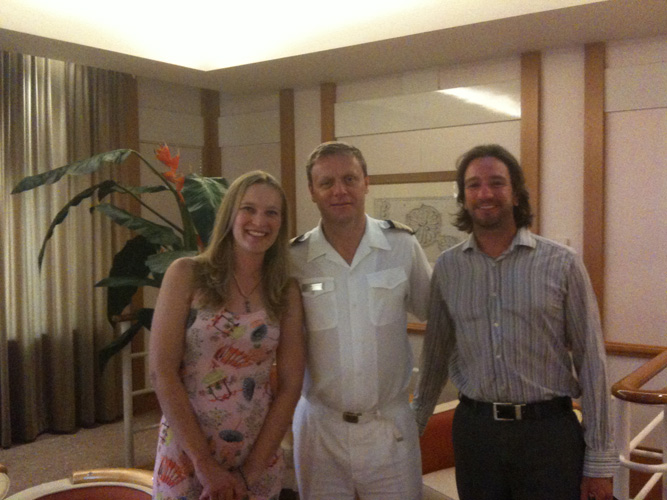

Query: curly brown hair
[453,144,533,233]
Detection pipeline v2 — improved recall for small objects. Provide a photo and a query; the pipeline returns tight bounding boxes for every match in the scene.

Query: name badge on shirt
[301,282,324,293]
[299,277,334,299]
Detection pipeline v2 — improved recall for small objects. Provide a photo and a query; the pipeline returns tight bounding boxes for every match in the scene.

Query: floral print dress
[153,307,284,500]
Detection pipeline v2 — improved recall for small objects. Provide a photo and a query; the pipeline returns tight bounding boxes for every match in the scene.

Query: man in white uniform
[290,141,432,500]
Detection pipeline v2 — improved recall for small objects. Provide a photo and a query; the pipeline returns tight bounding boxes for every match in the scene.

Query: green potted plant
[11,145,228,369]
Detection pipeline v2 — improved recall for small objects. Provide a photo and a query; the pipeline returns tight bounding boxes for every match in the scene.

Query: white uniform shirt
[290,215,432,413]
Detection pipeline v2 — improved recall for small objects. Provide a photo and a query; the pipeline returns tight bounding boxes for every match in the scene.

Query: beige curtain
[0,52,137,447]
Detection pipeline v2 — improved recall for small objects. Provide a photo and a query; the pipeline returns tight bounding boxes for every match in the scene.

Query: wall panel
[219,110,280,146]
[605,108,666,346]
[540,47,585,253]
[139,108,203,147]
[604,37,667,347]
[606,62,667,112]
[137,78,201,114]
[342,121,520,176]
[218,93,280,180]
[221,143,281,184]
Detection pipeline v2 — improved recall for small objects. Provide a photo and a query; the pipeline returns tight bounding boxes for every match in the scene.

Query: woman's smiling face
[232,182,283,256]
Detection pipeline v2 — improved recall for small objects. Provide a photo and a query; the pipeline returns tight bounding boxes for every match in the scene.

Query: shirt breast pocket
[299,277,337,331]
[367,267,408,326]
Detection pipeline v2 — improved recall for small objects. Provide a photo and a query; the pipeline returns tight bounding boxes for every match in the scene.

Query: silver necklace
[233,273,262,313]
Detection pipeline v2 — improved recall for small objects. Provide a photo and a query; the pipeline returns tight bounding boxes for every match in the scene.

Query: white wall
[541,47,586,252]
[604,36,667,347]
[219,93,281,184]
[601,37,667,445]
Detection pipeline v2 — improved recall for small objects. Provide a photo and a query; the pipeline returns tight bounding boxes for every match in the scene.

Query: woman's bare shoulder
[163,257,201,287]
[171,256,199,269]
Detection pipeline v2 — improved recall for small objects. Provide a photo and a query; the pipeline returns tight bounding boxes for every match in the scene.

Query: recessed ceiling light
[0,0,605,71]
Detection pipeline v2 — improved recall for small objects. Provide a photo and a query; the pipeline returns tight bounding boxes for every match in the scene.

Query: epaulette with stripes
[382,219,415,235]
[290,233,308,246]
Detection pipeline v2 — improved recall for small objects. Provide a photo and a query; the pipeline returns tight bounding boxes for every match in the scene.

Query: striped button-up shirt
[412,227,618,477]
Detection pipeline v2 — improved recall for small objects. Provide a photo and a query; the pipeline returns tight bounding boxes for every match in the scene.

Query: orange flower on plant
[155,144,185,202]
[155,144,180,170]
[163,170,185,192]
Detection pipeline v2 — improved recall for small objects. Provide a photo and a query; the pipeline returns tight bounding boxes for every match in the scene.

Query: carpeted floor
[0,410,160,497]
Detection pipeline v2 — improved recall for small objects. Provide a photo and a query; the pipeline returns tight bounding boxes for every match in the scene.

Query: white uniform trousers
[292,396,423,500]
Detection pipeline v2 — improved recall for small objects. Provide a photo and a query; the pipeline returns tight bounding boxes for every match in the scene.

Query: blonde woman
[150,171,305,500]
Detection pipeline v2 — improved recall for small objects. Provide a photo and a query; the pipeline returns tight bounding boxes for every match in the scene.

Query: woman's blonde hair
[194,170,290,320]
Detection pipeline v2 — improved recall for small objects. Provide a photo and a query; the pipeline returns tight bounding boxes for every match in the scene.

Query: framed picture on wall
[367,172,468,266]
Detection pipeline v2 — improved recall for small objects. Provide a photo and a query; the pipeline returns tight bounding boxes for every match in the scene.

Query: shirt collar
[513,227,536,250]
[305,222,330,262]
[463,226,536,254]
[366,216,392,251]
[306,215,390,263]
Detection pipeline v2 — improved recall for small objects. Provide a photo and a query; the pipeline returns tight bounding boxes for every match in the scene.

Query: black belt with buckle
[342,411,362,423]
[459,394,572,421]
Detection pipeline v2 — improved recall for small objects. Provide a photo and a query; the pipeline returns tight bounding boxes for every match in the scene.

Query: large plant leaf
[98,183,168,200]
[182,174,228,246]
[11,149,135,194]
[36,180,118,269]
[146,250,198,275]
[103,235,159,323]
[93,204,182,248]
[98,307,154,372]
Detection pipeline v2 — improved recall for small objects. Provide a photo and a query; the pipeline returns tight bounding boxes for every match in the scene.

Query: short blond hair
[305,141,368,185]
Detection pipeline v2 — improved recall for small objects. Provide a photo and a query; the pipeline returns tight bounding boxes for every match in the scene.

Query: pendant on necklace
[233,273,260,315]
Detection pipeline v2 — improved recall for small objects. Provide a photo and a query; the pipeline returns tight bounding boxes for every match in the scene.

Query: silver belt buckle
[343,411,361,423]
[493,403,524,421]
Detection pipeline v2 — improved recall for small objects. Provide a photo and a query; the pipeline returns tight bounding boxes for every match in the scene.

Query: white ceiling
[1,0,666,95]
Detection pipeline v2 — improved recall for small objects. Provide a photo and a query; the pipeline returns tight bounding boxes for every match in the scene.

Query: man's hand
[580,476,613,500]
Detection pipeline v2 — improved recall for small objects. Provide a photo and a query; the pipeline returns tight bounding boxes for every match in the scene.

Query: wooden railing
[611,349,667,500]
[612,349,667,405]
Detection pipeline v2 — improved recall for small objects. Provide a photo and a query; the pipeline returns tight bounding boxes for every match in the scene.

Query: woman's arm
[240,278,306,486]
[149,258,242,499]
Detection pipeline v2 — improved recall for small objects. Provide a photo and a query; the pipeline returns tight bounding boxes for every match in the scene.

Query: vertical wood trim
[521,52,541,234]
[321,82,336,142]
[200,88,221,177]
[583,42,606,318]
[280,89,297,238]
[123,74,141,192]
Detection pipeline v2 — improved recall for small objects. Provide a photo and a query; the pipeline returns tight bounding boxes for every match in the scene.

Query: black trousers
[452,401,585,500]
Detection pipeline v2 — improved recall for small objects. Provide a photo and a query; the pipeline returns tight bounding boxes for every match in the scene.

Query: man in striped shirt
[412,144,617,500]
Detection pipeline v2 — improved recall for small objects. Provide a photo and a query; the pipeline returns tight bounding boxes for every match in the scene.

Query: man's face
[463,156,518,231]
[308,153,369,227]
